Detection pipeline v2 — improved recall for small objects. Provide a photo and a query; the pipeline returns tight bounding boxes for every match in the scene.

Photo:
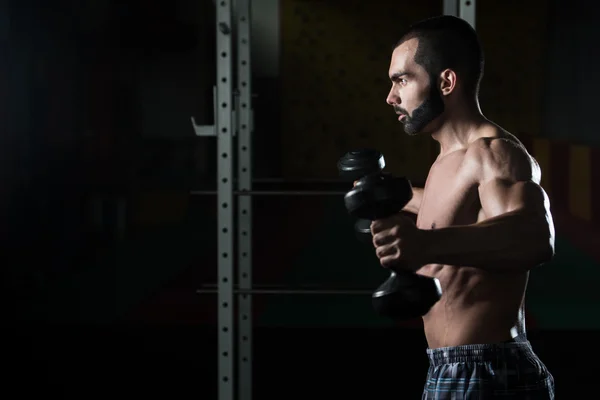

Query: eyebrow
[390,71,409,81]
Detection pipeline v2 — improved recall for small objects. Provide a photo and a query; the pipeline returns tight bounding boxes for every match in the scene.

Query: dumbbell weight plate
[344,174,413,220]
[354,219,372,244]
[337,149,385,182]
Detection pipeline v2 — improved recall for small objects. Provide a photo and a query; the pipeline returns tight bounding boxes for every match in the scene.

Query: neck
[431,101,487,156]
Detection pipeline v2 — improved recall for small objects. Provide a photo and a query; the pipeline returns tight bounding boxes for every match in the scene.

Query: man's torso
[416,127,532,349]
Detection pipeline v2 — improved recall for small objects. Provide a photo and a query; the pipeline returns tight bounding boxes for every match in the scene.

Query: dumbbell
[336,149,384,243]
[337,149,442,320]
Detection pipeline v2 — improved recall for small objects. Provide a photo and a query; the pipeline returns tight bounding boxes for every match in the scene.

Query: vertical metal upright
[443,0,458,17]
[459,0,476,30]
[444,0,476,29]
[216,1,234,400]
[235,0,253,399]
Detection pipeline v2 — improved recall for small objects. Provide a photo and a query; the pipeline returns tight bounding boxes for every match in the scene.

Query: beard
[395,81,445,136]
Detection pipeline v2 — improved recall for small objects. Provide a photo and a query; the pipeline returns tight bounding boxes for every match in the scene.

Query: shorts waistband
[426,341,535,367]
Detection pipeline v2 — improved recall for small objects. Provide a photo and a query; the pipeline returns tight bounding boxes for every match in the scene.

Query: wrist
[417,227,437,266]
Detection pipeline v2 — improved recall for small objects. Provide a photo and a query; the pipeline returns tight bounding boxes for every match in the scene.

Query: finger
[372,232,396,247]
[380,255,401,268]
[371,220,383,233]
[371,219,396,233]
[376,243,398,259]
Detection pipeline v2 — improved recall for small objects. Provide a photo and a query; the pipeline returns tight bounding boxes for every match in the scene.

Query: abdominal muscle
[417,263,529,349]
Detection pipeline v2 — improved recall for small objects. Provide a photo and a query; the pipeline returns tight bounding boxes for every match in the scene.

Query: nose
[386,87,398,106]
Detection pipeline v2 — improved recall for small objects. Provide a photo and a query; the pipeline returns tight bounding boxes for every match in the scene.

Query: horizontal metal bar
[252,178,346,183]
[200,283,371,289]
[197,284,373,295]
[196,288,372,295]
[190,190,346,196]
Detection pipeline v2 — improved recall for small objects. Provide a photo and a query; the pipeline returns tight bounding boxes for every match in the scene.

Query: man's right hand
[353,178,420,215]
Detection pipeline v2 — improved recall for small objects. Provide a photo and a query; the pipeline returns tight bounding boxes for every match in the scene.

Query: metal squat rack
[190,1,475,399]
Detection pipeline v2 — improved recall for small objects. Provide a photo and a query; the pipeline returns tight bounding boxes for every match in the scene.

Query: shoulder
[466,135,530,168]
[464,133,541,184]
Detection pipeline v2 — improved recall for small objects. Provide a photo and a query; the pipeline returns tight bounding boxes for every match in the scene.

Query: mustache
[394,106,408,116]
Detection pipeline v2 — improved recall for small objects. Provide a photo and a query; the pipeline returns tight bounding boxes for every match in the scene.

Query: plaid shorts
[422,340,554,399]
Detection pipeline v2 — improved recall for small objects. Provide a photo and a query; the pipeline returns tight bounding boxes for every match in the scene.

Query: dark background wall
[543,0,600,146]
[3,0,599,398]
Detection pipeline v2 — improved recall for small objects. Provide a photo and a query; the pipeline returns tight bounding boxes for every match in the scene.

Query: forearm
[422,210,554,271]
[403,187,423,215]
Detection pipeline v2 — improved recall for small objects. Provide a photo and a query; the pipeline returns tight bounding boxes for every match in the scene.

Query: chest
[416,154,480,229]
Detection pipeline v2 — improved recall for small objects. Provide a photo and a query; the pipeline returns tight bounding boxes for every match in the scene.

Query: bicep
[478,178,550,219]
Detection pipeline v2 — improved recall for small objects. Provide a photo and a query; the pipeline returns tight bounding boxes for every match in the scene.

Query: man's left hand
[371,214,426,269]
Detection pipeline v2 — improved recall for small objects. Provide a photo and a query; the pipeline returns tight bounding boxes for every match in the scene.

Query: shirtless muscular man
[371,16,556,399]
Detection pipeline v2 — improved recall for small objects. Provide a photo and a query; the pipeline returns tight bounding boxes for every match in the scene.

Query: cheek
[402,86,421,111]
[406,84,430,111]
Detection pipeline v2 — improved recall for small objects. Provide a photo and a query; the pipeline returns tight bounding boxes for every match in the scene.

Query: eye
[399,78,408,85]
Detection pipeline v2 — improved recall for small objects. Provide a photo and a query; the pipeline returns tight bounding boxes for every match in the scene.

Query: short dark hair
[395,15,484,96]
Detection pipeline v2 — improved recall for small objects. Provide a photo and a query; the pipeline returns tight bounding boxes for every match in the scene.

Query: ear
[439,69,457,96]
